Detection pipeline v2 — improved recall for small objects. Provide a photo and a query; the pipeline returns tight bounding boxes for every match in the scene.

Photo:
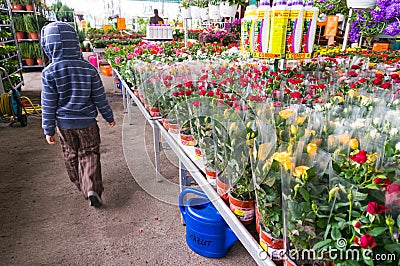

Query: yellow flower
[296,116,306,125]
[332,96,344,103]
[290,124,297,135]
[367,152,379,164]
[273,151,292,171]
[339,133,350,145]
[305,128,316,136]
[349,138,359,150]
[306,143,318,155]
[348,89,358,98]
[279,109,295,119]
[293,166,310,179]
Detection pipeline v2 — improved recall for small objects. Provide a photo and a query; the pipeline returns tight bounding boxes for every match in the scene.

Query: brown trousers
[57,124,104,198]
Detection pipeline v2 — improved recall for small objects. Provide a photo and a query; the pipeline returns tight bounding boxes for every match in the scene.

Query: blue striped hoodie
[41,22,114,136]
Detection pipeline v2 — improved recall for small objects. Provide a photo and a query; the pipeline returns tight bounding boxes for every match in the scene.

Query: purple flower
[326,4,334,9]
[384,20,400,36]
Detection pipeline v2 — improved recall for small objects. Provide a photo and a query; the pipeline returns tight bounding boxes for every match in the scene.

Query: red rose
[290,91,302,99]
[349,150,367,164]
[366,201,388,215]
[199,89,206,96]
[192,101,201,107]
[350,83,357,89]
[207,91,214,97]
[385,183,400,194]
[318,83,326,89]
[172,91,179,97]
[373,178,392,186]
[358,78,367,83]
[178,89,185,96]
[354,233,376,249]
[382,82,392,89]
[176,84,182,88]
[373,78,382,85]
[354,221,361,228]
[376,73,384,79]
[390,73,399,80]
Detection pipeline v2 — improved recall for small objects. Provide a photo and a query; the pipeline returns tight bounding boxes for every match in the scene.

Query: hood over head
[41,21,82,61]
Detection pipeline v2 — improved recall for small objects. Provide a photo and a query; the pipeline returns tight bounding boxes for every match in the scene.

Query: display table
[114,68,277,266]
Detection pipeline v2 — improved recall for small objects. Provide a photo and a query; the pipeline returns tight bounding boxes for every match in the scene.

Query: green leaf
[384,243,400,254]
[368,227,387,236]
[334,216,346,222]
[312,239,333,250]
[344,261,361,266]
[299,187,310,202]
[324,224,331,240]
[288,201,303,218]
[331,226,342,240]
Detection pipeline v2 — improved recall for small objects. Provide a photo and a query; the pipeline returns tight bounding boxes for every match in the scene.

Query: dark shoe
[87,191,102,207]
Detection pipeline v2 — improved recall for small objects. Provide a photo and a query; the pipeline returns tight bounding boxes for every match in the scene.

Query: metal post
[342,8,353,51]
[151,121,162,183]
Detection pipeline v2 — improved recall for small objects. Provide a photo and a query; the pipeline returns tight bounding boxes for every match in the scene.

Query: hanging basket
[181,7,192,19]
[209,5,221,20]
[200,7,210,20]
[190,6,201,19]
[346,0,376,9]
[219,2,237,18]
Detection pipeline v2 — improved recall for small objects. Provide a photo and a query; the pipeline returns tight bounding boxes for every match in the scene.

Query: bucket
[179,188,238,258]
[88,54,98,67]
[100,64,113,76]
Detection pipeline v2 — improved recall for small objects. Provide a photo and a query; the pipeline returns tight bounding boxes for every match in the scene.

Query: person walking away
[149,9,164,24]
[41,22,115,208]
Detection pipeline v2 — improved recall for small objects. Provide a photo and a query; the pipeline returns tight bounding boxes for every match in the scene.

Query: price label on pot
[230,205,254,222]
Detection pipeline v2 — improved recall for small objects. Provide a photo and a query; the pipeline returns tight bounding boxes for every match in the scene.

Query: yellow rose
[328,135,336,147]
[290,124,297,135]
[306,143,318,155]
[349,138,359,150]
[296,116,306,125]
[273,152,292,171]
[332,96,344,103]
[293,166,310,179]
[367,152,379,164]
[348,89,358,98]
[339,133,350,145]
[279,109,295,119]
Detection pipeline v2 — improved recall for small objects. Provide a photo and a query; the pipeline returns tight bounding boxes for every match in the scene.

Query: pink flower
[385,183,400,194]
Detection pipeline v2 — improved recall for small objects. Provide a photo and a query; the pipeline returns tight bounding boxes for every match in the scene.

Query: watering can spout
[224,227,238,250]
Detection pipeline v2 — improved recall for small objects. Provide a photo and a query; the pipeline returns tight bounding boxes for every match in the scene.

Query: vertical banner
[117,18,126,30]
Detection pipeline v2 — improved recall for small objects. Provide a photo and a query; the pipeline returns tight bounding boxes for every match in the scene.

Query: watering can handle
[178,188,207,221]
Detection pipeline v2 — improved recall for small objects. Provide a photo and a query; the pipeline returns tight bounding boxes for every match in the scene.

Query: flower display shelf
[113,66,278,266]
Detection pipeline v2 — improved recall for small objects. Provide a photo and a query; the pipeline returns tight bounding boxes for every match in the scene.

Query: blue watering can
[179,188,238,258]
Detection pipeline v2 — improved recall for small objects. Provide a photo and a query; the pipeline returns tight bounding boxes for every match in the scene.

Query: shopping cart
[0,67,28,127]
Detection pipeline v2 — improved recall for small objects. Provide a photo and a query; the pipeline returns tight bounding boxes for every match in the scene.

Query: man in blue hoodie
[41,22,115,207]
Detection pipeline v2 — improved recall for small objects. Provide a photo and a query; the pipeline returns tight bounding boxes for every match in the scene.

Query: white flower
[370,128,379,139]
[395,142,400,151]
[353,118,365,129]
[373,117,381,126]
[389,128,399,137]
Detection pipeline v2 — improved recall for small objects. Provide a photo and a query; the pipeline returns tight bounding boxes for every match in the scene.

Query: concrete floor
[0,70,256,265]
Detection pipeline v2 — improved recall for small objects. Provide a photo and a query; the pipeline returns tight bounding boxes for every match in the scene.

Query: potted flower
[189,0,202,19]
[313,0,349,21]
[23,14,39,40]
[209,0,221,19]
[20,0,34,11]
[32,42,43,65]
[198,0,210,20]
[179,0,192,19]
[18,42,35,66]
[219,0,244,18]
[13,14,26,41]
[10,0,24,10]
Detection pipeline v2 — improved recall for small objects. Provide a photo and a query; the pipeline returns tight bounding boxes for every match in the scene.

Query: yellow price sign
[253,52,282,59]
[117,18,126,30]
[103,24,111,31]
[81,20,87,29]
[286,53,312,59]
